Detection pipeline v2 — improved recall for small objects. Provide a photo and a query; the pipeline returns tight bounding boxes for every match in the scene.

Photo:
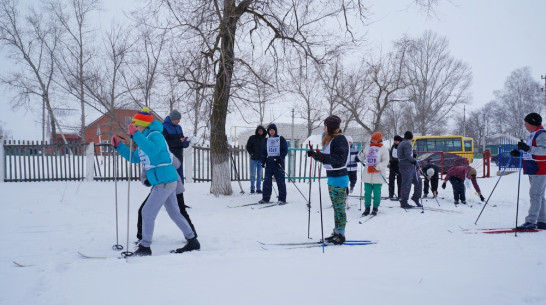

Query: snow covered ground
[1,171,545,305]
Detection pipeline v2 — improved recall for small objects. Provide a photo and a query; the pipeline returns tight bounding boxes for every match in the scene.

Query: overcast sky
[2,0,545,140]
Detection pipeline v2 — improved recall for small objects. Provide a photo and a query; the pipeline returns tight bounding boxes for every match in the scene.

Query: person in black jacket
[388,135,403,199]
[259,124,288,204]
[422,161,440,198]
[162,109,190,182]
[308,115,349,244]
[245,125,267,193]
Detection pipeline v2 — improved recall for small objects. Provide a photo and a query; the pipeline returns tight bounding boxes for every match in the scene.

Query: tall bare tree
[83,23,133,138]
[49,0,101,142]
[286,62,325,137]
[492,66,543,139]
[0,0,63,141]
[403,30,472,135]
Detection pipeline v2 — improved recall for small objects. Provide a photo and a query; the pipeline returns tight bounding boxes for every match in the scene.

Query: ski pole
[307,142,313,239]
[515,153,523,237]
[317,162,325,251]
[274,160,309,204]
[414,165,425,213]
[112,146,123,251]
[121,138,134,258]
[475,155,512,225]
[359,163,364,211]
[227,143,245,194]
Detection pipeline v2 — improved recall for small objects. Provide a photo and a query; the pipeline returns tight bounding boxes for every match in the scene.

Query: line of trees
[1,0,541,195]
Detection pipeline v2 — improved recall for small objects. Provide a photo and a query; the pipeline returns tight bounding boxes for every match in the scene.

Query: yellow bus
[412,135,474,163]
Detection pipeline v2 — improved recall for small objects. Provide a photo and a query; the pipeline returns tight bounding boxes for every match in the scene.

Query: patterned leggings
[328,185,347,234]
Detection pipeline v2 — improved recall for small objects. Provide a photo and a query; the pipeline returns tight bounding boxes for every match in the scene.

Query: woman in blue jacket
[111,107,199,256]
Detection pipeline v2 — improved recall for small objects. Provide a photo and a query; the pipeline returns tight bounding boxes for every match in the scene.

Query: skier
[358,132,389,216]
[441,165,485,205]
[259,123,288,204]
[308,115,349,244]
[397,131,422,208]
[111,107,199,256]
[509,112,546,230]
[245,125,267,194]
[422,161,440,198]
[137,154,198,243]
[388,135,403,200]
[162,109,191,182]
[345,136,359,194]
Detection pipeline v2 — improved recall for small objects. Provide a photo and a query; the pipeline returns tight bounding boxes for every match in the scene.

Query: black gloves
[312,150,324,162]
[441,182,446,189]
[510,149,521,157]
[307,150,314,158]
[144,179,151,187]
[410,159,417,165]
[261,162,266,168]
[355,156,360,163]
[517,140,530,152]
[479,194,485,202]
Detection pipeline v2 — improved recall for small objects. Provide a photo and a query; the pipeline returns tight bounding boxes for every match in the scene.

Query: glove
[410,159,417,165]
[111,135,121,148]
[479,194,485,202]
[441,182,446,190]
[128,124,138,136]
[273,157,280,164]
[306,150,314,158]
[355,156,360,163]
[312,149,324,162]
[143,179,151,187]
[261,162,266,168]
[510,149,521,157]
[517,140,530,152]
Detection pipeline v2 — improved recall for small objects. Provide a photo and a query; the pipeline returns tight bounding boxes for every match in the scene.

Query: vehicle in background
[417,152,469,174]
[412,135,474,163]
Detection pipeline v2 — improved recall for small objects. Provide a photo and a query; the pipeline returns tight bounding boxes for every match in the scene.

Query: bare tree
[403,30,472,135]
[0,0,63,141]
[492,66,543,139]
[49,0,101,142]
[286,62,325,137]
[335,39,409,135]
[83,22,133,138]
[452,106,488,151]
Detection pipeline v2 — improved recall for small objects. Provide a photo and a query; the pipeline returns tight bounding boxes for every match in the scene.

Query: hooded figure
[245,125,267,193]
[259,123,288,204]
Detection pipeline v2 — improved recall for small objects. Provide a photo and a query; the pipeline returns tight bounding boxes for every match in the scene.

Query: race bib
[391,147,398,159]
[267,137,280,157]
[138,148,152,170]
[366,146,380,166]
[523,132,534,160]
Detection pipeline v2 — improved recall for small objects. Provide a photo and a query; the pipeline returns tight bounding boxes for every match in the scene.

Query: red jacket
[444,166,481,194]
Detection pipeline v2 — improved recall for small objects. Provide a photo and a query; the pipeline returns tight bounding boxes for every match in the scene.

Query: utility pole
[540,75,546,107]
[463,105,466,137]
[291,108,295,147]
[542,75,546,109]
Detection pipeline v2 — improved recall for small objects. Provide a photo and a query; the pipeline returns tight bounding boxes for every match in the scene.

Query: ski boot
[362,206,370,216]
[371,207,378,216]
[172,237,200,253]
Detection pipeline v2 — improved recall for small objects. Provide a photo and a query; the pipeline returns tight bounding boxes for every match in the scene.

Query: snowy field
[1,171,545,305]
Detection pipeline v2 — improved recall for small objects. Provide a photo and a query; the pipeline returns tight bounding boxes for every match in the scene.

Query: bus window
[464,139,473,152]
[444,137,462,152]
[414,139,428,151]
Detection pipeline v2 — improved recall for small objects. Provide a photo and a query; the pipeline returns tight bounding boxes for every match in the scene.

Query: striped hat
[132,107,153,127]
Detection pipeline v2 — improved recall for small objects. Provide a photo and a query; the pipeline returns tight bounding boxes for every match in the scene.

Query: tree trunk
[209,3,239,196]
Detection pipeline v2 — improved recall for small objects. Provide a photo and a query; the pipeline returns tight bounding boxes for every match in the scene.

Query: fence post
[0,136,4,183]
[85,143,95,182]
[185,143,194,183]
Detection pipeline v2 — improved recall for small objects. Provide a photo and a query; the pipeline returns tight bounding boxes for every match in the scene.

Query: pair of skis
[257,239,376,249]
[228,201,288,209]
[462,227,544,234]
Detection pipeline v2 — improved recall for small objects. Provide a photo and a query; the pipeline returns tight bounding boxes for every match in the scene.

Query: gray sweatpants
[525,175,546,224]
[140,181,195,247]
[399,161,422,203]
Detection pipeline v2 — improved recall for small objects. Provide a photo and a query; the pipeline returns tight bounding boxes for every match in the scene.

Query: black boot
[133,244,152,256]
[371,207,378,216]
[173,237,200,253]
[362,206,370,216]
[330,233,346,245]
